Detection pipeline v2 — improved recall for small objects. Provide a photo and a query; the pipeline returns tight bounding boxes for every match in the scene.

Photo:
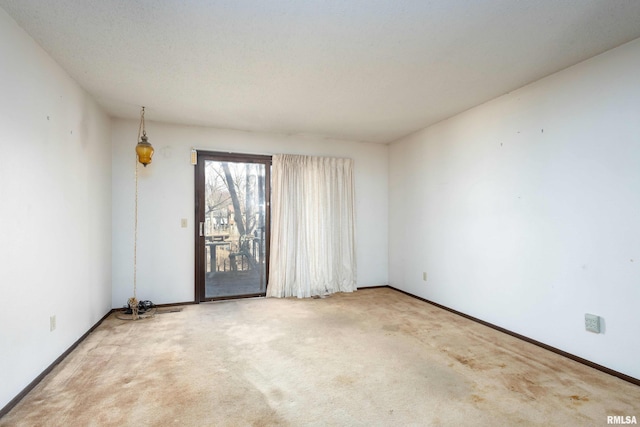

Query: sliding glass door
[195,152,271,301]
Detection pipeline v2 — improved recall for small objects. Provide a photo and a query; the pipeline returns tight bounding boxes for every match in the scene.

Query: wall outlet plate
[585,313,600,333]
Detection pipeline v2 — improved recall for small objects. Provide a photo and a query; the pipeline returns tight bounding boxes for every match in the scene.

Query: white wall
[389,38,640,379]
[112,121,388,307]
[0,9,112,410]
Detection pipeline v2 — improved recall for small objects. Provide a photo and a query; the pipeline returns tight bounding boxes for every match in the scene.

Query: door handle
[199,222,204,237]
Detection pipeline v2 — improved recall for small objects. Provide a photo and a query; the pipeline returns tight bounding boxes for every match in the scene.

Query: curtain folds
[267,154,357,298]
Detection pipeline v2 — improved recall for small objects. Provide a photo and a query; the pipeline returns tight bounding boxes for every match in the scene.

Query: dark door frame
[194,151,272,303]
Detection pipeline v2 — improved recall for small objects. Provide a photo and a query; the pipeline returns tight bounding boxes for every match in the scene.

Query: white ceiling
[2,1,640,144]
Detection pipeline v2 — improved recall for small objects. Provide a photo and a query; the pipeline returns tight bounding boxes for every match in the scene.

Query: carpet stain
[502,373,547,401]
[470,394,485,403]
[569,395,589,404]
[334,375,357,386]
[451,354,488,370]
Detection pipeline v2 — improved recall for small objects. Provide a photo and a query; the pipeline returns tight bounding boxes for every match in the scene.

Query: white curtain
[267,154,357,298]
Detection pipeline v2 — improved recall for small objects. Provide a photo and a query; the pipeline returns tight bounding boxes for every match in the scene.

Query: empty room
[1,1,639,425]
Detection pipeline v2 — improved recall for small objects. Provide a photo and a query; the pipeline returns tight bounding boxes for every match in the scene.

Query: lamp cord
[133,107,145,300]
[134,149,138,300]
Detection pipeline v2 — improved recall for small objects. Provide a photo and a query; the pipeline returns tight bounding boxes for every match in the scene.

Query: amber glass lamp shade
[135,134,154,167]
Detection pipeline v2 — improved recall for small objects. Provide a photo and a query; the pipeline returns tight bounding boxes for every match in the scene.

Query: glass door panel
[195,153,270,301]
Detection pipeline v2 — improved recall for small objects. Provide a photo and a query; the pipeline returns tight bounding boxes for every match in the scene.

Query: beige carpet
[2,288,638,426]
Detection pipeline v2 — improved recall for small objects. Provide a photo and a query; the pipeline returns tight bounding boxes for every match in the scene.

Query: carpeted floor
[2,288,638,426]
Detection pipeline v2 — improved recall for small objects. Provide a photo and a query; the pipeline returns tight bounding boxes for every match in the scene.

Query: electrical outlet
[50,315,56,332]
[181,218,188,228]
[423,272,427,281]
[585,313,600,333]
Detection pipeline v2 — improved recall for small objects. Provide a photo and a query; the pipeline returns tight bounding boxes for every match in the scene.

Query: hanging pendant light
[135,106,154,167]
[127,106,154,321]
